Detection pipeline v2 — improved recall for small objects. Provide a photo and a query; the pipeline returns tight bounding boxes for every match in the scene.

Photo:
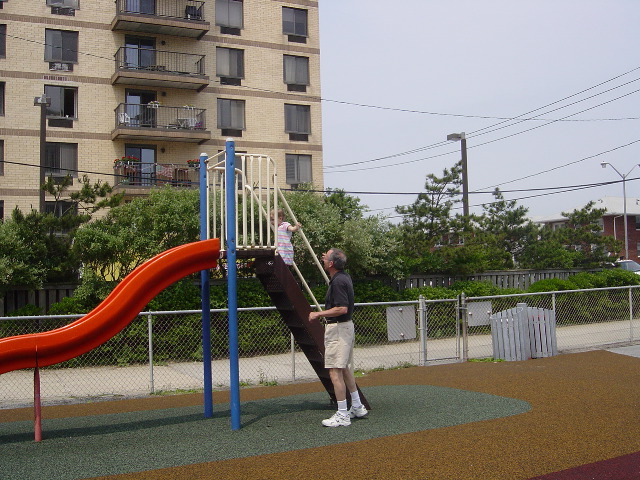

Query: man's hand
[309,311,322,322]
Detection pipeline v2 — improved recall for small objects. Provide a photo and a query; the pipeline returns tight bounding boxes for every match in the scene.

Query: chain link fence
[1,285,638,408]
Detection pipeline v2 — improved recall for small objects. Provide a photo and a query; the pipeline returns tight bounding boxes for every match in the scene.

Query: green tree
[519,201,621,269]
[477,188,537,268]
[325,188,365,222]
[396,162,463,258]
[0,174,121,290]
[282,186,404,279]
[556,201,620,268]
[73,186,200,283]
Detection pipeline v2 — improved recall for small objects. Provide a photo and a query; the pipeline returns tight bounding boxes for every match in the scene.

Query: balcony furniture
[118,112,131,125]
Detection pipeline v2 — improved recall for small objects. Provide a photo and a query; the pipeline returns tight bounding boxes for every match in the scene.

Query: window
[0,25,6,58]
[0,200,3,223]
[124,145,156,186]
[216,47,244,84]
[216,0,243,31]
[283,55,309,91]
[0,140,4,176]
[46,0,80,8]
[0,82,4,116]
[45,142,77,177]
[44,29,78,63]
[636,215,640,230]
[124,35,155,70]
[45,200,76,218]
[282,7,308,39]
[217,98,245,134]
[285,154,312,186]
[44,85,77,118]
[284,104,311,138]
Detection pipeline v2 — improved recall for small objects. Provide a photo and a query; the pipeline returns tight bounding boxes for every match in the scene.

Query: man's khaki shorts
[324,320,354,369]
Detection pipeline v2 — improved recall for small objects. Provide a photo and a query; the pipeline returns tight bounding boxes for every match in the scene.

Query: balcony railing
[115,47,205,76]
[115,103,206,130]
[116,0,205,21]
[113,161,199,188]
[113,0,209,38]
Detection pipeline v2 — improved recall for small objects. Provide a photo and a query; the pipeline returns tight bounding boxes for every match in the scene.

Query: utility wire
[325,89,640,174]
[9,32,639,203]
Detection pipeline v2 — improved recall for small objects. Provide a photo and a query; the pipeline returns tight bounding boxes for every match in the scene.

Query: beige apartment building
[0,0,322,219]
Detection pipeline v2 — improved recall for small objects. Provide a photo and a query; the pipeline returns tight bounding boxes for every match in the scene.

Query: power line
[322,67,640,170]
[324,89,640,174]
[383,177,640,219]
[481,139,640,190]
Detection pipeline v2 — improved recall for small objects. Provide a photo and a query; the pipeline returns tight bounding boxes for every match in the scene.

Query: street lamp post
[601,162,640,259]
[34,94,51,213]
[446,132,469,219]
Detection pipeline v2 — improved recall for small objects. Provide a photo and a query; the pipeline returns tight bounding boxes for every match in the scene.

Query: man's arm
[309,306,348,322]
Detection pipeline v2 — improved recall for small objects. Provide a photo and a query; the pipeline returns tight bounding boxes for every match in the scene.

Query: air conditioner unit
[49,62,73,72]
[46,0,79,9]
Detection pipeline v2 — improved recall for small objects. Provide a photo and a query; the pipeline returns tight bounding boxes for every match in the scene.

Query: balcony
[113,161,199,190]
[112,103,211,143]
[112,47,208,91]
[112,0,209,39]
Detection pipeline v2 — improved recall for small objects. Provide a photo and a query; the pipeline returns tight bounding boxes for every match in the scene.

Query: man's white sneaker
[321,411,351,427]
[348,405,368,418]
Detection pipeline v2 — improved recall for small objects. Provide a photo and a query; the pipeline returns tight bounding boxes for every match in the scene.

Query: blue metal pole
[199,152,213,418]
[226,139,241,430]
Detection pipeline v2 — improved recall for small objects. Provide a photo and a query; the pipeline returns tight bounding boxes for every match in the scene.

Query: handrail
[205,152,328,309]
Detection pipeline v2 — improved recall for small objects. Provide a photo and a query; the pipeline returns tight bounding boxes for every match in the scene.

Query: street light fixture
[446,132,469,220]
[600,161,640,259]
[34,94,51,213]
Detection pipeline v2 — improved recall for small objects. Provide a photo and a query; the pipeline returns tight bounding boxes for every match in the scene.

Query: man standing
[309,248,367,427]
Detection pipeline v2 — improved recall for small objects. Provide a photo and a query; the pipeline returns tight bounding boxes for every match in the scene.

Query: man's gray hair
[328,248,347,270]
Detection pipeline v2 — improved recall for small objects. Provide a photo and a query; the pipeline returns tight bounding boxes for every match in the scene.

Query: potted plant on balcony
[113,155,141,168]
[187,158,200,169]
[148,100,161,108]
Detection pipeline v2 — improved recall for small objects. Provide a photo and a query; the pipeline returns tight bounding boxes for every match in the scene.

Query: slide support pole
[199,152,213,418]
[226,139,241,430]
[34,352,42,442]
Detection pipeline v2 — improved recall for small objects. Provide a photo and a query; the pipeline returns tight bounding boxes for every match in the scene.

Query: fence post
[629,287,634,342]
[147,314,154,394]
[290,333,296,381]
[456,292,469,362]
[418,295,427,366]
[459,293,468,362]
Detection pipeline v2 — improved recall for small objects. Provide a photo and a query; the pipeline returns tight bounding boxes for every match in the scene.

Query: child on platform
[271,208,301,266]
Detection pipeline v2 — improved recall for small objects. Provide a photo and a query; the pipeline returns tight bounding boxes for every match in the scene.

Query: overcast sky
[318,1,640,221]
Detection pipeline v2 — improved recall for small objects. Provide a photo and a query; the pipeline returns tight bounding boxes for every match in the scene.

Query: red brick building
[535,196,640,261]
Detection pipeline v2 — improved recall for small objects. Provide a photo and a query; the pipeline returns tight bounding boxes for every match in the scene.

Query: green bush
[353,279,401,302]
[48,296,86,315]
[597,269,640,287]
[527,278,577,292]
[6,304,43,317]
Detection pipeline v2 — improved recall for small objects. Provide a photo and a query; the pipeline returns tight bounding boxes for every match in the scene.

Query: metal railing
[113,162,199,188]
[1,286,637,408]
[205,152,329,300]
[114,47,205,76]
[115,103,206,130]
[116,0,206,21]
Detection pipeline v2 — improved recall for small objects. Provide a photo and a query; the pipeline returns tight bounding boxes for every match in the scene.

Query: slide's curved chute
[0,239,220,375]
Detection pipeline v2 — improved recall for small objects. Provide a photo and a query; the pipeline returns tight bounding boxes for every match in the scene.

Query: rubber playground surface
[1,349,639,480]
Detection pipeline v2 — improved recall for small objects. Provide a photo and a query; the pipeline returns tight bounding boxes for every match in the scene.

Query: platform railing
[205,152,328,304]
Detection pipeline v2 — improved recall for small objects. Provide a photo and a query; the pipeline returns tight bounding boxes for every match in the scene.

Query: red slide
[0,239,221,376]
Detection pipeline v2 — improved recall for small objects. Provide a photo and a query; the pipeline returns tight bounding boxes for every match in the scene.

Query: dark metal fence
[115,103,206,130]
[114,47,205,76]
[115,0,206,21]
